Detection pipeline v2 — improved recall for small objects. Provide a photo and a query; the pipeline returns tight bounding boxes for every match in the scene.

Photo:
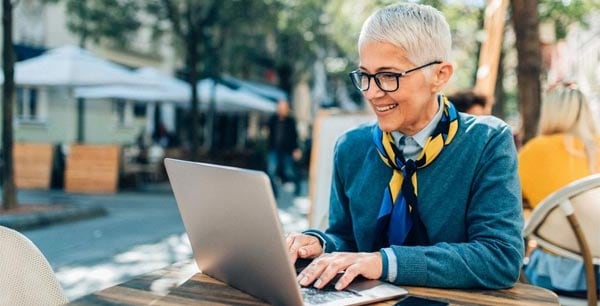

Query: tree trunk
[204,79,216,155]
[77,97,85,143]
[511,0,542,145]
[471,7,485,86]
[277,63,294,105]
[2,0,17,210]
[492,49,506,119]
[203,28,225,156]
[76,2,87,143]
[187,43,200,161]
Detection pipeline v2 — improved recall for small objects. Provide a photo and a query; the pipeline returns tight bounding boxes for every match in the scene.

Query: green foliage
[143,0,345,95]
[207,1,280,77]
[436,2,485,91]
[266,0,332,91]
[327,1,485,91]
[538,0,599,40]
[64,0,141,48]
[144,0,277,77]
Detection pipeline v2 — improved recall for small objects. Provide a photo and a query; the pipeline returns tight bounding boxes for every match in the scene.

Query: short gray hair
[358,3,451,66]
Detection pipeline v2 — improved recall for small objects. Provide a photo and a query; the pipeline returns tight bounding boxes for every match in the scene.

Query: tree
[538,0,599,40]
[266,0,332,97]
[63,0,141,48]
[60,0,142,142]
[144,1,220,159]
[511,0,542,145]
[145,0,282,157]
[2,0,17,210]
[510,0,599,145]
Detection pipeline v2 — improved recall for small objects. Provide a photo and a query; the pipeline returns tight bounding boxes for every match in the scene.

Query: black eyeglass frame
[348,61,442,92]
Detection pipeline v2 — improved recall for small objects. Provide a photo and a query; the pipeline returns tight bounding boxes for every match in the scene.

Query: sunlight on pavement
[55,206,309,300]
[55,233,192,300]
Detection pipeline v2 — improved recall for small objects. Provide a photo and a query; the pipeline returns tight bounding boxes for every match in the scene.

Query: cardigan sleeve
[304,136,359,253]
[386,124,524,289]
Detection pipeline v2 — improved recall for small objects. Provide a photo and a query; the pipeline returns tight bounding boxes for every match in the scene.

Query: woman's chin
[377,123,397,133]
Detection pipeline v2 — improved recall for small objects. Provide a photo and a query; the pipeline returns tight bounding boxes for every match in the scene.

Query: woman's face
[358,41,442,135]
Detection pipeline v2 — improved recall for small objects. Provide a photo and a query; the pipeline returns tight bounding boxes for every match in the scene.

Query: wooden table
[68,260,559,306]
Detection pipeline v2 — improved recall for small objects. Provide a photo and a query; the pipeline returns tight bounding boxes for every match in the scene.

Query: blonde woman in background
[519,83,600,295]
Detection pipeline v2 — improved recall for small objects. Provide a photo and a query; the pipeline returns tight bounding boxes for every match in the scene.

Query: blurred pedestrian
[520,83,600,295]
[266,99,302,197]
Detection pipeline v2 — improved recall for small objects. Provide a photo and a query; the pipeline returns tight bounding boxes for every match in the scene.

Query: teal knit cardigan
[305,113,524,289]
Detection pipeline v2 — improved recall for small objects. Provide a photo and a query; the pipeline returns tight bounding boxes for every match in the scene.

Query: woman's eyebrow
[358,66,401,72]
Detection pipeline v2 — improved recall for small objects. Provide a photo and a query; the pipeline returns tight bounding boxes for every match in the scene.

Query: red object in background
[264,69,277,84]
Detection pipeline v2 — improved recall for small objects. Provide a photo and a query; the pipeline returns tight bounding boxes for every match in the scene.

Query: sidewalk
[3,180,309,300]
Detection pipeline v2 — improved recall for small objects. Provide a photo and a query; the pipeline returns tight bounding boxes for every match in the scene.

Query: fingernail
[314,279,321,288]
[299,248,306,256]
[300,276,309,285]
[335,283,342,290]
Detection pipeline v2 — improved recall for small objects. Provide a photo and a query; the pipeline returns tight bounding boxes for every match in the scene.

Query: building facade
[1,0,180,146]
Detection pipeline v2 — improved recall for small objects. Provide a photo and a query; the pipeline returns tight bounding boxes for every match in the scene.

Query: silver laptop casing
[165,158,408,306]
[165,158,303,306]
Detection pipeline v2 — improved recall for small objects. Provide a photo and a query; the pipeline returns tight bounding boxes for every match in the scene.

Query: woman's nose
[362,79,385,100]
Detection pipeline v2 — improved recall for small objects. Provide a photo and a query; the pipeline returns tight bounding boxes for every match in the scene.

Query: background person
[519,83,600,294]
[286,3,523,291]
[266,99,302,197]
[447,90,488,115]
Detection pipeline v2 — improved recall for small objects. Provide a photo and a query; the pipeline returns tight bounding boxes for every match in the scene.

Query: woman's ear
[431,61,453,93]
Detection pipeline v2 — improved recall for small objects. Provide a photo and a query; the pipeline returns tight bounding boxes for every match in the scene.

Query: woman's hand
[286,233,323,264]
[296,251,382,290]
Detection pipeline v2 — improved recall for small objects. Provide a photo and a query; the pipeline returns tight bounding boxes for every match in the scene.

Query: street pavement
[15,180,309,301]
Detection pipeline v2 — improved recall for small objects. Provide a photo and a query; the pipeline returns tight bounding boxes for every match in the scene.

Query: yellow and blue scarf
[372,96,458,248]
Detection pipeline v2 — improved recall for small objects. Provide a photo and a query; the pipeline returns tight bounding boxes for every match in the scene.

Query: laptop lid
[164,158,407,306]
[164,158,303,306]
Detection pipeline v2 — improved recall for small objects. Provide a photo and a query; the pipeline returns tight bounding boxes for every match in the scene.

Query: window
[113,99,134,127]
[133,103,146,118]
[16,87,46,124]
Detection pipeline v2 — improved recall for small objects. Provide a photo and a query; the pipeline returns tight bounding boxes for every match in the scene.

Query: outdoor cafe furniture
[67,260,559,305]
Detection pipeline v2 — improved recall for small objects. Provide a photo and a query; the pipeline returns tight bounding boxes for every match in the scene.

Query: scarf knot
[403,159,416,176]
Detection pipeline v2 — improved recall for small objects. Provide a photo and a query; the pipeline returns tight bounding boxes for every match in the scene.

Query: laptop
[164,158,407,306]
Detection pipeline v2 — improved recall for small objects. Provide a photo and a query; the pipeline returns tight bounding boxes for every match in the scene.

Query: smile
[374,104,398,112]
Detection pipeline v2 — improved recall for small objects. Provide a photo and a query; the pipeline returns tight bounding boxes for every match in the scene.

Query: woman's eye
[378,73,396,82]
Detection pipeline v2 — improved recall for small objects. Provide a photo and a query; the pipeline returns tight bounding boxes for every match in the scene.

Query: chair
[0,226,68,306]
[523,174,600,306]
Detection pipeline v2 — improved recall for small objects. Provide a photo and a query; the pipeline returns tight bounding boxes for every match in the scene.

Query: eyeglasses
[348,61,442,92]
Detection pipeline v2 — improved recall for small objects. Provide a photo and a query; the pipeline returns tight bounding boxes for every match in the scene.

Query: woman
[519,84,600,208]
[286,3,523,291]
[520,84,600,293]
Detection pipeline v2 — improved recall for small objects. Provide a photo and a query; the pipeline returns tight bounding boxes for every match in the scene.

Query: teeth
[375,104,398,112]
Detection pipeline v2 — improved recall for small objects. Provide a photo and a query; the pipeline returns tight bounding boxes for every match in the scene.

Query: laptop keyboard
[300,273,362,305]
[301,286,362,305]
[296,259,363,305]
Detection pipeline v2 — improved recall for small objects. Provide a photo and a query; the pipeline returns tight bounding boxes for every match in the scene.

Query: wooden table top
[68,260,559,306]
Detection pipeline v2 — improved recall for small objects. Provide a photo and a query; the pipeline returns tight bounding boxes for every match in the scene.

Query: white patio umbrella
[220,75,288,102]
[74,72,276,113]
[13,45,154,86]
[73,67,190,103]
[73,68,190,138]
[196,78,276,113]
[195,78,276,150]
[6,45,157,142]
